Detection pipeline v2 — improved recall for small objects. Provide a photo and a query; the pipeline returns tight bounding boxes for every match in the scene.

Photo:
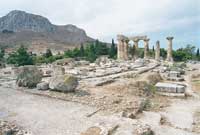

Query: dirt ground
[1,63,200,135]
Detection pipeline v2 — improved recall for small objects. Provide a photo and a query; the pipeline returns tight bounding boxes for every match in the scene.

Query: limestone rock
[37,82,49,90]
[52,65,65,76]
[145,72,162,85]
[16,66,42,88]
[49,74,78,92]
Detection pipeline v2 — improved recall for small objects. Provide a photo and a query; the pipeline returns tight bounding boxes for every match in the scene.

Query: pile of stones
[0,120,31,135]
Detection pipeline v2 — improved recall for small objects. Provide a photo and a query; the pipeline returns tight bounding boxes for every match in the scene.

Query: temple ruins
[117,35,174,61]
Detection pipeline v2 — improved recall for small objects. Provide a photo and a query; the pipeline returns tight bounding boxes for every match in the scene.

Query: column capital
[132,38,140,42]
[166,37,174,40]
[117,34,129,41]
[144,38,150,42]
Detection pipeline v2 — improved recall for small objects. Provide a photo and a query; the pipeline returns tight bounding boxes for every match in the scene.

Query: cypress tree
[80,43,85,57]
[109,39,116,58]
[196,48,200,57]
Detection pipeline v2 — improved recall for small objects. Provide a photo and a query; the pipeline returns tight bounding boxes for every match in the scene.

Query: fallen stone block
[155,82,185,93]
[168,71,180,78]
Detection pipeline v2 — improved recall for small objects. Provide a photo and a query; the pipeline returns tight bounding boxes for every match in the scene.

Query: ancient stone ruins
[1,34,200,135]
[117,35,174,62]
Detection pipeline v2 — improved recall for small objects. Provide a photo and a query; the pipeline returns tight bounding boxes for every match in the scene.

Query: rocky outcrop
[52,65,65,76]
[16,66,42,88]
[49,74,78,92]
[0,10,54,33]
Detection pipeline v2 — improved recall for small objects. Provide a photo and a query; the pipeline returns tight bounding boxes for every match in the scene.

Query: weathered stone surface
[95,56,113,66]
[155,82,185,93]
[37,82,49,90]
[52,65,65,76]
[16,66,42,88]
[168,71,181,78]
[49,74,78,92]
[146,72,162,85]
[117,35,129,60]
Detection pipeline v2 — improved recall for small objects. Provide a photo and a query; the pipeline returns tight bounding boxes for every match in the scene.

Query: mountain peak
[0,10,54,32]
[7,10,26,15]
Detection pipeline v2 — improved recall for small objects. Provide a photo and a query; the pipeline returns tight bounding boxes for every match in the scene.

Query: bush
[7,45,34,66]
[138,98,151,112]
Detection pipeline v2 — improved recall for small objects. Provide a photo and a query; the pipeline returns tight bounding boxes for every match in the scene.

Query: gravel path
[0,86,149,135]
[0,87,100,135]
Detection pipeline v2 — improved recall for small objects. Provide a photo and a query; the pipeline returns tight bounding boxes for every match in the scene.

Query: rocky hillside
[0,10,94,54]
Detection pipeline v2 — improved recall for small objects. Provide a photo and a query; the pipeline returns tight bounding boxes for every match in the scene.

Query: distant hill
[0,10,94,54]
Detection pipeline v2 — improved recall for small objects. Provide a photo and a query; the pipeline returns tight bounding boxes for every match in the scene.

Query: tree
[196,48,199,57]
[0,48,5,61]
[173,45,196,61]
[160,48,167,59]
[109,39,117,58]
[152,46,155,52]
[7,45,33,66]
[86,44,97,62]
[94,40,100,56]
[80,43,85,57]
[45,49,53,58]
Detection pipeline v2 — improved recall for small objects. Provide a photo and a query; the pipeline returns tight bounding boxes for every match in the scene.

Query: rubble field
[0,57,200,135]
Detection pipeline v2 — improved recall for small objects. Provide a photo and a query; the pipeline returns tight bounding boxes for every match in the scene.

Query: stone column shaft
[144,39,150,59]
[123,39,129,60]
[166,37,174,62]
[155,41,160,61]
[117,40,123,60]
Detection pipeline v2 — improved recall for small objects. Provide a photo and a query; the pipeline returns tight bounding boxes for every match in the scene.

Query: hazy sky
[0,0,199,49]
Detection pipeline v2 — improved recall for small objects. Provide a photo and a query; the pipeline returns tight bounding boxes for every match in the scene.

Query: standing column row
[117,35,129,60]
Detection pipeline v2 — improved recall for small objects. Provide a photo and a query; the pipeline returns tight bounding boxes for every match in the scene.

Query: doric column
[117,35,128,60]
[144,38,150,59]
[166,37,174,62]
[123,38,129,60]
[117,35,123,60]
[133,39,139,59]
[133,39,139,49]
[155,41,160,61]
